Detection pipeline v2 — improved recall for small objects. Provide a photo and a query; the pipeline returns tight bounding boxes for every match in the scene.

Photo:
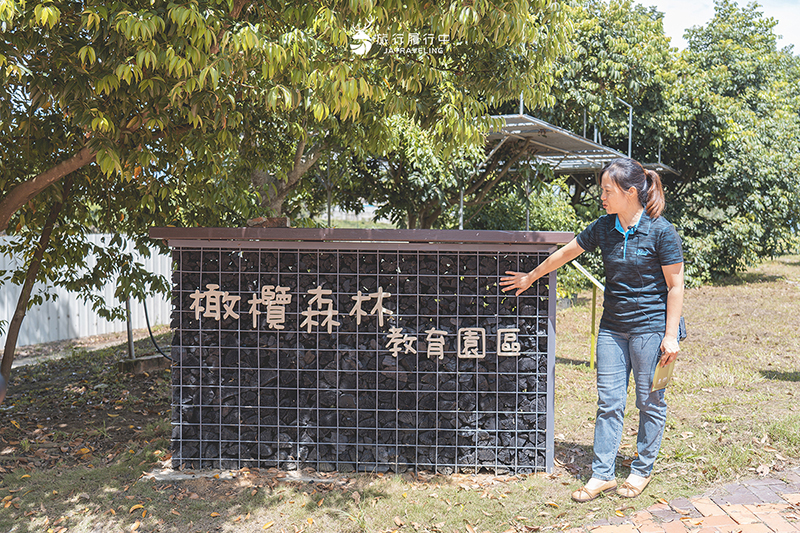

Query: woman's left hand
[659,337,680,366]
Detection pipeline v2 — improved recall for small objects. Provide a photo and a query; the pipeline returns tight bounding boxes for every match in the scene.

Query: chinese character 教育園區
[425,328,447,360]
[386,327,417,357]
[458,327,485,359]
[497,328,521,357]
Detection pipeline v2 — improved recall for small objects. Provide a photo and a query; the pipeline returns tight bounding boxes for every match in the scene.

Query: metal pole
[125,297,135,359]
[590,285,597,369]
[326,153,332,227]
[570,260,604,370]
[525,166,539,232]
[525,169,530,232]
[458,167,464,230]
[583,109,587,138]
[628,106,632,157]
[615,96,633,158]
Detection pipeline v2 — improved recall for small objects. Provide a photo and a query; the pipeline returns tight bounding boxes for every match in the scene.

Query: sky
[643,0,799,51]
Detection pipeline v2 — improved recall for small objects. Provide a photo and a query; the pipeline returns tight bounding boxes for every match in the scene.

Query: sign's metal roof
[488,114,627,174]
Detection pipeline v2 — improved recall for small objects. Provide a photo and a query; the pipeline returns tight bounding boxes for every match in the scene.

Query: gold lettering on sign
[189,284,240,321]
[497,328,521,357]
[458,328,486,359]
[248,285,292,329]
[301,285,340,333]
[424,329,448,360]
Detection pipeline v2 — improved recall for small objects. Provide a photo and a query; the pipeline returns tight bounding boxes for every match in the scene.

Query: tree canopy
[493,0,800,284]
[0,0,570,230]
[670,0,800,280]
[0,0,571,376]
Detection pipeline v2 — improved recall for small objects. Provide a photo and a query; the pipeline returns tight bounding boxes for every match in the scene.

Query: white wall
[0,234,171,347]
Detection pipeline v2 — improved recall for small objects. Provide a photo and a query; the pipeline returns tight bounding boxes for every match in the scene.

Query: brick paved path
[568,468,800,533]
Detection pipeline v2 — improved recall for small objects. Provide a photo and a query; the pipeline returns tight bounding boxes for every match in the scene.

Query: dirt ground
[0,328,172,474]
[0,257,797,533]
[11,327,163,369]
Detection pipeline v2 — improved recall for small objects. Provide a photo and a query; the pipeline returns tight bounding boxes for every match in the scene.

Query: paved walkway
[568,467,800,533]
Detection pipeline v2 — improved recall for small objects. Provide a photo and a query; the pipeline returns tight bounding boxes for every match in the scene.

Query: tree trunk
[254,137,325,214]
[0,147,94,233]
[1,180,71,388]
[464,139,531,208]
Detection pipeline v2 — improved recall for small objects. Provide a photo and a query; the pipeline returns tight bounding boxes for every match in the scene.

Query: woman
[500,158,684,501]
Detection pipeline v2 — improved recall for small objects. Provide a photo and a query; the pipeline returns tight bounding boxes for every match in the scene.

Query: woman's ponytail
[644,169,665,219]
[601,158,668,219]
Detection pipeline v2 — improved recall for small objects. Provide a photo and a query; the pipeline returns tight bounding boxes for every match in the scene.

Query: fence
[0,234,171,348]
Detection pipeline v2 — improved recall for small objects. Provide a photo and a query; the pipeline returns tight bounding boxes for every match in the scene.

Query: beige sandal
[616,476,651,498]
[571,479,617,502]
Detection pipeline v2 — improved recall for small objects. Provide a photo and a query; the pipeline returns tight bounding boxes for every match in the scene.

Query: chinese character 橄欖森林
[348,290,371,325]
[190,284,241,321]
[248,285,292,329]
[301,285,340,333]
[348,288,394,326]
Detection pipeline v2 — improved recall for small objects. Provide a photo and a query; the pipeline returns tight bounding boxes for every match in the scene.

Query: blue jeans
[592,329,667,480]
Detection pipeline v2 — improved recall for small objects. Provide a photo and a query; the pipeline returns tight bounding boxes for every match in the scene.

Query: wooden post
[126,298,135,359]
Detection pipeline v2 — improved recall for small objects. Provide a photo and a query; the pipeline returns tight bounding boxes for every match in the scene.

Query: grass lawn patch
[0,256,798,532]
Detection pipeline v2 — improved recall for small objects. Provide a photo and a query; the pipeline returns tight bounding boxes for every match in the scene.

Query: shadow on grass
[556,356,592,368]
[0,462,390,533]
[712,272,785,286]
[554,440,593,480]
[559,294,597,309]
[760,370,800,382]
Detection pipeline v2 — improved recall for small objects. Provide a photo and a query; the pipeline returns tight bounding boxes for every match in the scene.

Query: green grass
[0,257,798,532]
[769,414,800,454]
[316,217,396,230]
[673,360,765,391]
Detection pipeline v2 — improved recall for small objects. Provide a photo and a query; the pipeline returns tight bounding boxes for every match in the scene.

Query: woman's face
[600,173,635,215]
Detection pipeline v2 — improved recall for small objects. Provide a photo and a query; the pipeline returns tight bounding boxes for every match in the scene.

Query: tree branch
[0,148,95,233]
[467,140,531,207]
[461,139,526,199]
[263,136,326,213]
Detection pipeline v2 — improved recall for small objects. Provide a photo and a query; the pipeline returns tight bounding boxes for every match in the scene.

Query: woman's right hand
[499,238,585,296]
[500,270,538,296]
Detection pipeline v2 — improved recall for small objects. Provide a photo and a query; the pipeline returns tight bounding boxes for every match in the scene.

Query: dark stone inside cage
[165,237,558,475]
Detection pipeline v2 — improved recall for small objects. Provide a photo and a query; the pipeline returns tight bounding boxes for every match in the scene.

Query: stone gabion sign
[151,228,571,474]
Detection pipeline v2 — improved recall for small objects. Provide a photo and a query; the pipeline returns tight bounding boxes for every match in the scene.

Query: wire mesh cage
[155,228,570,475]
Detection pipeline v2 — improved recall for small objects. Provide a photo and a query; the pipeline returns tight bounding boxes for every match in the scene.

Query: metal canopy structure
[487,114,626,175]
[643,162,680,177]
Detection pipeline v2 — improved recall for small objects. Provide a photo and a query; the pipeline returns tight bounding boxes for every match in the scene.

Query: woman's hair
[601,158,665,218]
